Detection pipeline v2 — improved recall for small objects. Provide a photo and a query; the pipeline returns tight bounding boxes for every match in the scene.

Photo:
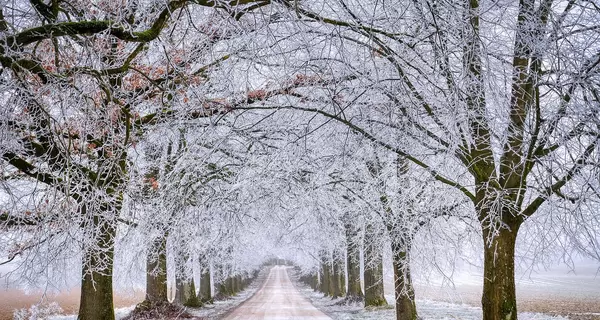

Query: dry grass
[0,288,144,320]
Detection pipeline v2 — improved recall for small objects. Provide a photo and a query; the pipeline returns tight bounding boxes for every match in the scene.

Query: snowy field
[2,261,599,320]
[408,261,600,318]
[296,281,582,320]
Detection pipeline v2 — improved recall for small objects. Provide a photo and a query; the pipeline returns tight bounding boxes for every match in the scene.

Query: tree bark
[174,253,201,307]
[199,267,212,303]
[323,261,332,296]
[481,224,520,320]
[218,279,230,297]
[229,276,237,295]
[216,264,232,298]
[78,205,116,320]
[236,275,242,292]
[175,277,201,307]
[174,250,201,307]
[143,235,168,304]
[332,249,344,299]
[364,223,386,307]
[346,222,363,302]
[77,217,115,320]
[391,242,417,320]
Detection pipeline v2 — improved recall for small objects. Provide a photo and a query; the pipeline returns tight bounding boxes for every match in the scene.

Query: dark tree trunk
[323,262,332,296]
[481,224,520,320]
[391,242,417,320]
[236,275,242,292]
[332,250,344,299]
[174,250,200,307]
[199,268,212,303]
[78,204,117,320]
[175,277,201,307]
[78,224,115,320]
[228,276,237,295]
[364,223,387,307]
[217,264,232,298]
[143,235,168,305]
[346,221,363,302]
[319,265,326,293]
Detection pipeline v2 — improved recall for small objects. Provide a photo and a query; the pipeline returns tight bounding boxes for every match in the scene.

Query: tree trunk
[318,265,325,293]
[346,222,363,302]
[218,281,230,297]
[174,256,201,307]
[176,277,201,307]
[391,242,417,320]
[79,255,115,320]
[229,276,237,295]
[174,250,200,307]
[236,275,242,292]
[78,233,115,320]
[199,268,212,303]
[332,250,344,299]
[144,235,168,304]
[323,262,332,296]
[78,205,116,320]
[481,225,519,320]
[217,264,232,298]
[364,223,387,307]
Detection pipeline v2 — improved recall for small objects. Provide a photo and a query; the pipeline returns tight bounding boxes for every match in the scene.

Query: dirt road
[223,266,331,320]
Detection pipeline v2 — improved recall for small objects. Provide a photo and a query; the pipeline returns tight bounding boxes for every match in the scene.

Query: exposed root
[334,295,364,306]
[123,301,193,320]
[213,292,233,300]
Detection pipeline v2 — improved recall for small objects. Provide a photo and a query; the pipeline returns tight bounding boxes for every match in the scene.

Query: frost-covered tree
[245,1,600,319]
[0,1,276,319]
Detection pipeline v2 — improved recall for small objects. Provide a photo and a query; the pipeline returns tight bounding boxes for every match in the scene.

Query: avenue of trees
[0,1,598,320]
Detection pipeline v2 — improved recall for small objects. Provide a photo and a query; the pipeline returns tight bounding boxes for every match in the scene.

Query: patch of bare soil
[519,298,600,320]
[416,284,600,320]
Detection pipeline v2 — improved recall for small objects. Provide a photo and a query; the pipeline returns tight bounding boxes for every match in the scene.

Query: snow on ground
[38,268,270,320]
[298,289,570,320]
[291,273,571,320]
[187,268,268,319]
[44,306,135,320]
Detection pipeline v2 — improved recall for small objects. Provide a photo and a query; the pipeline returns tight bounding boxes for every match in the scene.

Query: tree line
[1,1,598,320]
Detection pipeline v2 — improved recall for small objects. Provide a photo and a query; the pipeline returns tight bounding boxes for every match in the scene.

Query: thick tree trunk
[78,235,115,320]
[236,275,242,292]
[175,277,201,307]
[228,276,237,295]
[346,222,363,302]
[364,223,387,307]
[332,250,344,299]
[323,262,333,296]
[318,267,326,293]
[174,251,201,307]
[218,279,230,297]
[144,235,168,304]
[199,268,212,303]
[391,243,417,320]
[481,225,519,320]
[217,264,232,298]
[78,205,116,320]
[79,257,115,320]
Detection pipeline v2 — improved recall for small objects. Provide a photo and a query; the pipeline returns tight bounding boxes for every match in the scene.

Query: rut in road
[222,266,331,319]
